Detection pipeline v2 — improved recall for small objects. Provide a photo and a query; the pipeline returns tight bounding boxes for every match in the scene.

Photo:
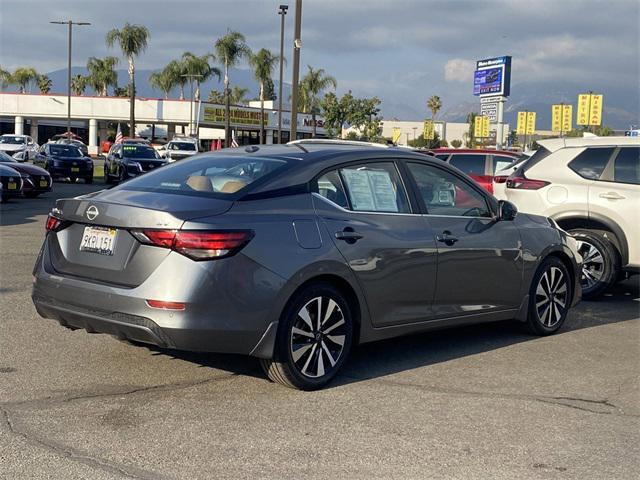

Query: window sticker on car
[341,168,399,212]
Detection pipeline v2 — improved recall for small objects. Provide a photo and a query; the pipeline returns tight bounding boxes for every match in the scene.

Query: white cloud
[444,59,475,83]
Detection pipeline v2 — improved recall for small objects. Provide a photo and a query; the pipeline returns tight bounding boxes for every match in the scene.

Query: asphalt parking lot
[1,181,639,480]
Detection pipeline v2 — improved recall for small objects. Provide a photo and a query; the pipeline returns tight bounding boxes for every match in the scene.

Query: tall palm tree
[86,56,119,96]
[249,48,280,144]
[149,70,174,99]
[299,66,337,137]
[0,67,10,90]
[427,95,442,119]
[181,52,221,101]
[214,31,251,146]
[230,86,249,105]
[11,67,38,93]
[162,60,186,100]
[70,74,87,95]
[106,23,150,137]
[37,74,52,94]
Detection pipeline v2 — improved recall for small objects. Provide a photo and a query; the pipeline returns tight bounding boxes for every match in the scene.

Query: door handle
[436,230,458,246]
[599,192,625,200]
[335,228,363,244]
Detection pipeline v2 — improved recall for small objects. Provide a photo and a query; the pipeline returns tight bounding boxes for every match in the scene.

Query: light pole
[277,4,288,144]
[181,74,202,137]
[50,20,90,138]
[289,0,302,141]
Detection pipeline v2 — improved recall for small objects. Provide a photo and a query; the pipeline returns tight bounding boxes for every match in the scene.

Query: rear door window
[337,162,410,213]
[449,154,487,176]
[493,155,518,173]
[316,170,349,208]
[613,147,640,185]
[568,147,615,180]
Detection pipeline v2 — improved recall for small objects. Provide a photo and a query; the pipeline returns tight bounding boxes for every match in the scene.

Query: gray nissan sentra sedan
[32,140,582,390]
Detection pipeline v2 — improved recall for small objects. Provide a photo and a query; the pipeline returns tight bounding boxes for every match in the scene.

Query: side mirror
[498,200,518,221]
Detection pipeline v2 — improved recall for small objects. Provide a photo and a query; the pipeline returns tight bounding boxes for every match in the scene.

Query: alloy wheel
[575,239,605,290]
[535,266,568,327]
[289,296,347,378]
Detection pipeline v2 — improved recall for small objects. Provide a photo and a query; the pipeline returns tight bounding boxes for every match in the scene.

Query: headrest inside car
[186,175,214,192]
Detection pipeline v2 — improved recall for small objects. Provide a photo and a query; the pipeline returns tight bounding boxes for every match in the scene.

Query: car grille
[138,161,164,172]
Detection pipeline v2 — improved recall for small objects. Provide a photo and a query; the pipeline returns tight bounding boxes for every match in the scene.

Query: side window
[449,154,487,175]
[568,147,615,180]
[407,162,492,218]
[315,170,349,208]
[434,154,450,161]
[493,155,517,173]
[339,162,410,213]
[614,147,640,185]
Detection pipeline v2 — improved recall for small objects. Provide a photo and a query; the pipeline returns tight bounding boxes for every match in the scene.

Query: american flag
[115,123,123,144]
[230,130,239,148]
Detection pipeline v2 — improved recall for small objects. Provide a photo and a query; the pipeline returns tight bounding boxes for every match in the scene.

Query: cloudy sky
[1,0,638,127]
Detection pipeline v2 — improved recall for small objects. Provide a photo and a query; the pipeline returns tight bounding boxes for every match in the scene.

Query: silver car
[32,140,582,390]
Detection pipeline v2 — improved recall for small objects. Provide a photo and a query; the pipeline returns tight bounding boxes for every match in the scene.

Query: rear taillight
[493,175,508,184]
[45,214,68,232]
[146,300,186,311]
[131,229,253,261]
[506,173,550,190]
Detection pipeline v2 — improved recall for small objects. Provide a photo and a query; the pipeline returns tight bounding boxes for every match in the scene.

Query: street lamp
[289,0,302,141]
[50,20,90,138]
[181,74,203,137]
[277,4,288,144]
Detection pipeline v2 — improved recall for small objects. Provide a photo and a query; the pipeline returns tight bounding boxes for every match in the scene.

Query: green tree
[264,77,276,101]
[299,65,337,137]
[114,84,135,97]
[427,95,442,119]
[70,74,87,95]
[450,139,462,149]
[249,48,280,144]
[320,91,382,141]
[106,23,150,137]
[230,86,249,105]
[11,67,38,93]
[207,89,225,103]
[149,70,175,99]
[214,31,251,146]
[465,112,478,148]
[409,132,441,149]
[37,74,52,94]
[181,52,220,101]
[320,91,354,137]
[162,60,187,99]
[86,56,119,96]
[0,67,10,89]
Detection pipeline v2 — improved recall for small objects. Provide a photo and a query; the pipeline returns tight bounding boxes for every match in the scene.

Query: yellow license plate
[8,182,17,190]
[71,167,80,172]
[40,180,48,187]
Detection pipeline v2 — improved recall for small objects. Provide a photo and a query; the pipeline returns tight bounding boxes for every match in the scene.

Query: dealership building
[0,93,326,154]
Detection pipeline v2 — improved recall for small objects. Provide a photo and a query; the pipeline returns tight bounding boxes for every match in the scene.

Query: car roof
[427,148,519,156]
[538,135,640,152]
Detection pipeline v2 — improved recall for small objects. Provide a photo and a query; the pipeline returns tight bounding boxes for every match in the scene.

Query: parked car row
[0,151,52,202]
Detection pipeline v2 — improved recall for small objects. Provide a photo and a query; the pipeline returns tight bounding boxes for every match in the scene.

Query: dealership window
[613,147,640,185]
[448,154,487,176]
[407,162,491,218]
[569,147,615,180]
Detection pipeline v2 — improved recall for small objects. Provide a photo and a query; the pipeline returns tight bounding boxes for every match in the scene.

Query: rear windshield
[50,145,82,157]
[121,145,159,159]
[0,136,26,144]
[169,142,197,151]
[118,154,289,197]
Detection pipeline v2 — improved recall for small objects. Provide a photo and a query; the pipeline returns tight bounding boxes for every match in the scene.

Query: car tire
[569,229,619,299]
[526,256,572,336]
[260,283,353,390]
[118,167,126,184]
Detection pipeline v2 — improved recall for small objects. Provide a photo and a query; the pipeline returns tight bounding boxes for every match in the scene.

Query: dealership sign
[473,56,511,97]
[203,107,268,125]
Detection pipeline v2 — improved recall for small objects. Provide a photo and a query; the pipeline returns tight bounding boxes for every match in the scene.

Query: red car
[0,151,52,197]
[423,148,520,194]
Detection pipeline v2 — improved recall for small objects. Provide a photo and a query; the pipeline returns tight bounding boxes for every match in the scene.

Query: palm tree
[207,89,225,103]
[149,70,174,99]
[70,74,87,95]
[181,52,221,102]
[249,48,280,144]
[162,60,186,99]
[299,66,337,137]
[427,95,442,119]
[37,74,52,94]
[11,67,38,93]
[106,23,150,137]
[214,31,251,146]
[0,67,10,89]
[86,56,119,96]
[230,86,249,105]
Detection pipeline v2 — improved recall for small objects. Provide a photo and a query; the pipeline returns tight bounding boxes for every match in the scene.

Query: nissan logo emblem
[86,205,99,220]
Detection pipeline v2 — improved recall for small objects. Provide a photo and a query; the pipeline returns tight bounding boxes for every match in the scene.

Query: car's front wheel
[569,229,619,299]
[526,257,572,335]
[260,283,353,390]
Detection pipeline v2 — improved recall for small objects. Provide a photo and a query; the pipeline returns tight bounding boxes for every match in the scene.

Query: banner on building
[203,107,268,126]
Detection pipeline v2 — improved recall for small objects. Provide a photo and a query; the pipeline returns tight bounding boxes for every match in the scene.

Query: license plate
[39,180,48,187]
[79,226,117,255]
[71,167,80,173]
[8,182,16,190]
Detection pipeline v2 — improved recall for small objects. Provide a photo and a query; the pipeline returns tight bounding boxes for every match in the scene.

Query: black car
[105,143,167,184]
[0,163,24,202]
[34,143,94,184]
[0,151,52,197]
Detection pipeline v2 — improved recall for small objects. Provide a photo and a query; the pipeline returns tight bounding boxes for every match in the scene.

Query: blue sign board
[473,56,511,97]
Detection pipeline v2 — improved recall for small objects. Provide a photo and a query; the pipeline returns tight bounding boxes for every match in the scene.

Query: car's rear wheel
[260,283,353,390]
[526,257,572,335]
[569,229,619,299]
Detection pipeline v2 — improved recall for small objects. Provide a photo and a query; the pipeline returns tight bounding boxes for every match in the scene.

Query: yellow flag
[577,94,590,125]
[562,104,573,132]
[423,120,435,140]
[392,127,402,143]
[551,105,562,132]
[481,116,490,138]
[589,94,603,126]
[516,111,527,135]
[474,116,484,138]
[526,112,536,135]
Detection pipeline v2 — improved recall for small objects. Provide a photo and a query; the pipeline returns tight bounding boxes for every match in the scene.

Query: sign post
[473,56,511,149]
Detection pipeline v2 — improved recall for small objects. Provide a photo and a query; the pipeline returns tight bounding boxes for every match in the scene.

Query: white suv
[504,136,639,298]
[163,137,199,162]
